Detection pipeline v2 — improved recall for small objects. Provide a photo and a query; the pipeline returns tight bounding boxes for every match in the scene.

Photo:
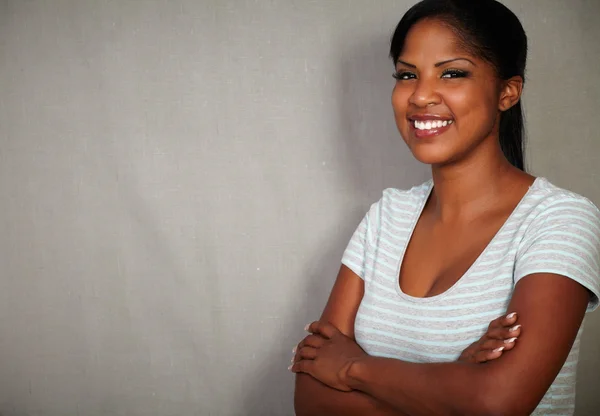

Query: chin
[403,138,457,166]
[410,151,454,166]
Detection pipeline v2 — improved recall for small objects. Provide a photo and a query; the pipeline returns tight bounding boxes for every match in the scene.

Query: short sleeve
[341,200,380,280]
[514,196,600,312]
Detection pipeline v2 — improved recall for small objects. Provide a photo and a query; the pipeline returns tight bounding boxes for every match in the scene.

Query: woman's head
[389,0,528,170]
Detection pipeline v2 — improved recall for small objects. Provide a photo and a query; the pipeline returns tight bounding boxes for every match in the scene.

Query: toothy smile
[412,119,454,130]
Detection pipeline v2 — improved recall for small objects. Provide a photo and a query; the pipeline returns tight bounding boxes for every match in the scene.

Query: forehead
[398,18,473,63]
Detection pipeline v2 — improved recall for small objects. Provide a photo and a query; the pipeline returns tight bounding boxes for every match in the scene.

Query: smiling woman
[391,6,527,172]
[292,1,600,415]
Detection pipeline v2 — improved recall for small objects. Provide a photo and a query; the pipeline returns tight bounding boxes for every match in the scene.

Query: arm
[342,273,589,416]
[293,265,516,415]
[294,265,405,416]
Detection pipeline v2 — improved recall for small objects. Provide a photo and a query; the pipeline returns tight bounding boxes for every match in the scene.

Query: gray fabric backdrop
[1,1,599,415]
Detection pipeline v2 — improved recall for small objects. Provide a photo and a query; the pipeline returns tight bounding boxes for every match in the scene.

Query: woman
[291,0,600,415]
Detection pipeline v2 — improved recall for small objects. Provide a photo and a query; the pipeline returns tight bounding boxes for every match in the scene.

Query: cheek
[443,88,472,116]
[391,86,411,122]
[445,86,498,129]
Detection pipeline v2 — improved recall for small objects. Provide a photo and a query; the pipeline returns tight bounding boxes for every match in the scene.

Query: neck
[429,143,518,222]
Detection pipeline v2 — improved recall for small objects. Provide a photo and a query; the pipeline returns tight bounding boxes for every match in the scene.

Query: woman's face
[392,19,503,167]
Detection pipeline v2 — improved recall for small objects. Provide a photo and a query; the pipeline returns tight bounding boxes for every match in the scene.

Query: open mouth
[409,117,454,138]
[412,119,453,130]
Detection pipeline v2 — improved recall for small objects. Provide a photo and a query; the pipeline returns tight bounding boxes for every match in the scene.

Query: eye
[393,71,416,81]
[441,69,469,79]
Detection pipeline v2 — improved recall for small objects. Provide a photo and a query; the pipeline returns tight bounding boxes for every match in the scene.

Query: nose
[408,78,442,108]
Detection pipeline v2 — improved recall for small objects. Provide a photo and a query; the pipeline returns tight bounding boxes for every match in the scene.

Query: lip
[408,114,454,122]
[409,117,454,139]
[411,123,452,139]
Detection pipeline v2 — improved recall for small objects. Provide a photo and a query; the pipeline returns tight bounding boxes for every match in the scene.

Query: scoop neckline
[393,177,543,302]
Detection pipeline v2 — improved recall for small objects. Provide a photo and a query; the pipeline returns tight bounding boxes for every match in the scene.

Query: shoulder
[376,180,432,216]
[524,177,600,226]
[515,178,600,311]
[358,180,431,238]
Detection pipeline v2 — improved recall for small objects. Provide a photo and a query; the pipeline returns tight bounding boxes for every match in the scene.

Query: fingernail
[291,357,295,363]
[304,324,310,331]
[510,325,521,332]
[288,365,292,371]
[504,337,518,344]
[292,346,297,354]
[507,312,517,319]
[493,347,505,353]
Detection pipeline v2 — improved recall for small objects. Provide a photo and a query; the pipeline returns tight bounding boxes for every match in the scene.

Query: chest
[355,256,515,362]
[355,209,519,363]
[400,214,509,298]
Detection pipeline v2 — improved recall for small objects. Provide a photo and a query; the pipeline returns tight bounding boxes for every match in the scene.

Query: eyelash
[392,69,470,81]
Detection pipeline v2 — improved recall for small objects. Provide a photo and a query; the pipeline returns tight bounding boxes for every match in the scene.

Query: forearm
[344,357,501,416]
[295,373,407,416]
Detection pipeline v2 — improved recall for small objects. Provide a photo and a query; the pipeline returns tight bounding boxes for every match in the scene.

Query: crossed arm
[293,265,589,416]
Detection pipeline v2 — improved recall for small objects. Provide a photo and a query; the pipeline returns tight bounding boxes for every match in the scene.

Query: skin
[292,18,590,416]
[458,312,521,363]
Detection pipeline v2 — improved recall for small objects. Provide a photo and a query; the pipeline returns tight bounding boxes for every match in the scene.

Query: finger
[296,334,326,353]
[458,350,476,364]
[307,321,338,339]
[485,322,522,341]
[292,345,301,364]
[482,327,504,340]
[289,358,315,374]
[502,337,518,352]
[462,340,478,354]
[491,324,522,341]
[478,337,518,353]
[302,334,327,349]
[487,312,517,331]
[500,312,518,328]
[458,343,477,362]
[474,346,504,363]
[487,315,505,331]
[297,346,318,361]
[290,350,306,365]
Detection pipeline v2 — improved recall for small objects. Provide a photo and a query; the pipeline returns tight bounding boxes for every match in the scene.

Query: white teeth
[413,119,453,131]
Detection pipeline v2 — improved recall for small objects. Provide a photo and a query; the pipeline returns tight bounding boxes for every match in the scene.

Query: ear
[498,76,524,112]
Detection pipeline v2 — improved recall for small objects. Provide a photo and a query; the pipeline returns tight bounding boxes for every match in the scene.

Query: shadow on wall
[240,31,426,416]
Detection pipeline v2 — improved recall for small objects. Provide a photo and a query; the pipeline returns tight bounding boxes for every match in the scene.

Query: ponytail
[499,101,526,171]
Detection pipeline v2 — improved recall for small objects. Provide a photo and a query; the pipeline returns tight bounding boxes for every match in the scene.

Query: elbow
[472,378,540,416]
[293,379,309,416]
[293,393,311,416]
[477,398,536,416]
[294,374,320,416]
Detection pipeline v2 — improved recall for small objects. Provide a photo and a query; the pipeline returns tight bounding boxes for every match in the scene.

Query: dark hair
[390,0,528,171]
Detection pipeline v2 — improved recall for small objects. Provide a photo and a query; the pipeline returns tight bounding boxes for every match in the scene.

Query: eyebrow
[396,58,477,68]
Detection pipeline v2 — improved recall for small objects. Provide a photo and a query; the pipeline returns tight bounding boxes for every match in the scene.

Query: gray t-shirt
[342,177,600,415]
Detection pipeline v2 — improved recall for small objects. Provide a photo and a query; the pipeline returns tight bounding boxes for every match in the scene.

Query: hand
[290,321,367,391]
[459,312,522,363]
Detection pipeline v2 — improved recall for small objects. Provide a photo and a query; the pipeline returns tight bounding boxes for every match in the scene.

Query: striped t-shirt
[342,177,600,416]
